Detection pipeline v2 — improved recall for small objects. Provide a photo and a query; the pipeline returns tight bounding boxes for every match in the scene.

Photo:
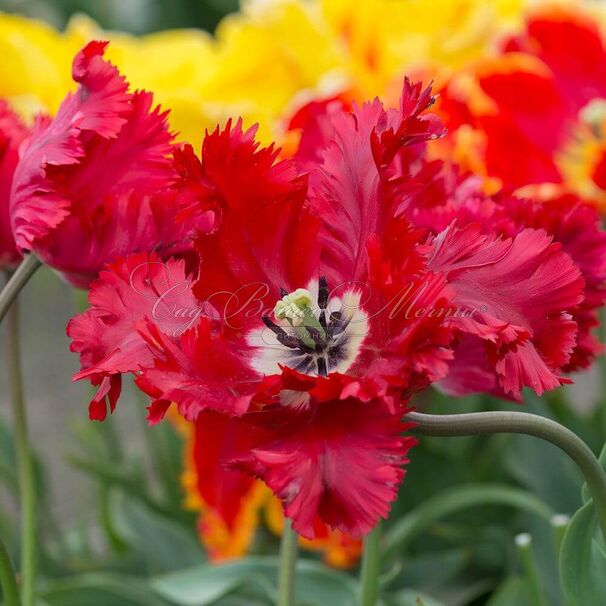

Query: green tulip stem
[277,518,298,606]
[0,255,40,325]
[359,522,382,606]
[407,411,606,540]
[3,271,37,606]
[0,538,21,606]
[515,533,547,606]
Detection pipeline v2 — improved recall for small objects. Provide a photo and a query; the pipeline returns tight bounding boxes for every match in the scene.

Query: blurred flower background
[0,0,237,515]
[1,1,606,605]
[0,0,242,576]
[0,0,238,33]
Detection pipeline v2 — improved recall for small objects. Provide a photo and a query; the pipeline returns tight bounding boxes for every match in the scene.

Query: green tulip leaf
[485,577,534,606]
[384,484,554,559]
[151,557,357,606]
[40,573,170,606]
[560,500,606,606]
[110,489,205,574]
[381,590,445,606]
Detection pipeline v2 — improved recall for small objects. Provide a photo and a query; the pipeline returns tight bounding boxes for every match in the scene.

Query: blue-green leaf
[559,500,606,606]
[40,573,170,606]
[381,591,445,606]
[486,577,534,606]
[110,490,205,574]
[151,557,357,606]
[384,484,554,559]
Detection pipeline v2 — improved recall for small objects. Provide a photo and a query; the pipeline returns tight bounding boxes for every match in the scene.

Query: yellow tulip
[0,0,548,143]
[66,15,218,144]
[0,12,76,120]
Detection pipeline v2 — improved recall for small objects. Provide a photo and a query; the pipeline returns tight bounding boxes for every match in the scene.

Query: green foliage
[109,490,205,574]
[0,0,239,33]
[559,502,606,606]
[485,577,534,606]
[559,443,606,606]
[39,574,172,606]
[1,379,606,604]
[152,558,357,606]
[384,484,554,559]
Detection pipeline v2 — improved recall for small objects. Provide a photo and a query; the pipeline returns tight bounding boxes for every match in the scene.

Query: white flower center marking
[248,278,369,380]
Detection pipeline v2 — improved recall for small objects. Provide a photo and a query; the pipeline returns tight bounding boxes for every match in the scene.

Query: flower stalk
[359,522,382,606]
[277,519,298,606]
[515,533,546,606]
[0,255,40,324]
[0,538,21,606]
[3,272,37,606]
[407,410,606,538]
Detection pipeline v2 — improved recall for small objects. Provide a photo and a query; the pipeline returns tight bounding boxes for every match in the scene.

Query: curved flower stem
[3,279,36,606]
[407,411,606,538]
[277,519,298,606]
[0,539,21,606]
[599,307,606,434]
[359,522,382,606]
[0,255,41,325]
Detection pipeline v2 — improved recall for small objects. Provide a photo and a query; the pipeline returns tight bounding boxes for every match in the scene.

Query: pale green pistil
[274,288,314,326]
[273,288,326,350]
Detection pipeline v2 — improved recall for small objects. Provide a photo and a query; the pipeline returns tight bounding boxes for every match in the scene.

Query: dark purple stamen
[317,357,327,377]
[262,316,301,349]
[267,277,352,376]
[318,276,329,309]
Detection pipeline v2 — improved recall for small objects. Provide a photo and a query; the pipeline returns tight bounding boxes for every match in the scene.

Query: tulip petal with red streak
[136,320,261,420]
[505,8,606,108]
[407,166,606,373]
[68,251,201,419]
[499,194,606,371]
[0,101,28,268]
[188,119,317,309]
[184,411,266,561]
[307,79,444,285]
[233,370,416,539]
[183,410,362,566]
[476,61,569,189]
[436,335,513,400]
[10,41,209,287]
[11,40,131,251]
[361,216,456,393]
[428,224,584,398]
[265,496,362,568]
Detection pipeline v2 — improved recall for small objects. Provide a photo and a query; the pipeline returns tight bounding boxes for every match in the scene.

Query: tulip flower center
[273,288,314,326]
[555,98,606,204]
[249,277,368,378]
